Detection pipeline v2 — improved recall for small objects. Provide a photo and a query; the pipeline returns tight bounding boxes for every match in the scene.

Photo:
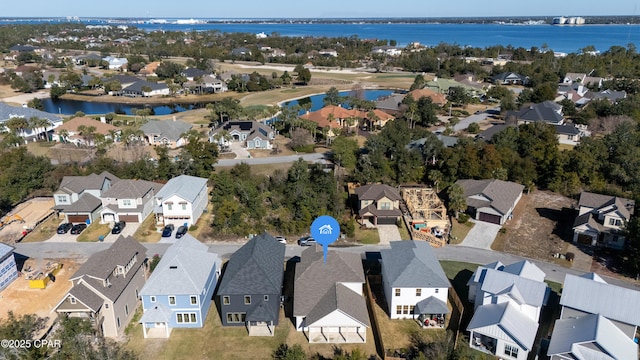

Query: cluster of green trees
[210,161,343,235]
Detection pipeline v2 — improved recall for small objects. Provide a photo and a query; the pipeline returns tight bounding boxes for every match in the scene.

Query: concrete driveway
[376,225,402,246]
[229,141,250,159]
[459,220,501,249]
[103,222,139,243]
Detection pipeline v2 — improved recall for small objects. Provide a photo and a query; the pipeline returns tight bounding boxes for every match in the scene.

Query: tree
[467,122,480,134]
[416,96,439,126]
[324,86,342,106]
[27,97,44,110]
[207,97,243,125]
[295,67,311,85]
[410,74,426,91]
[272,343,306,360]
[448,86,471,105]
[331,137,359,170]
[50,84,67,99]
[155,61,185,79]
[0,312,47,359]
[280,71,292,85]
[5,116,29,138]
[446,183,466,218]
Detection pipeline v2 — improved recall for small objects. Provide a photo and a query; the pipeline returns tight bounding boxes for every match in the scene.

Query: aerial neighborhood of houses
[2,25,640,360]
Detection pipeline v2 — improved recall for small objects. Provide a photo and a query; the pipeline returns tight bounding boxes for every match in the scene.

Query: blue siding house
[0,243,18,291]
[139,234,221,338]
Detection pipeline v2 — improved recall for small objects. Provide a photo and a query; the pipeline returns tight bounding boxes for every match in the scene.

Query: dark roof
[56,171,119,195]
[54,193,102,212]
[375,93,406,112]
[358,203,402,218]
[305,283,370,327]
[415,296,450,315]
[181,67,210,78]
[216,232,285,295]
[554,124,580,136]
[507,101,563,124]
[456,179,524,215]
[9,44,39,52]
[123,80,168,92]
[354,184,402,202]
[101,75,140,85]
[578,191,634,219]
[476,124,514,142]
[102,179,163,199]
[380,241,450,288]
[68,283,104,312]
[586,89,626,102]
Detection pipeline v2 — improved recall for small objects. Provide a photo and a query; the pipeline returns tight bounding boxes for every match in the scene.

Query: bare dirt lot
[0,198,55,244]
[493,191,580,267]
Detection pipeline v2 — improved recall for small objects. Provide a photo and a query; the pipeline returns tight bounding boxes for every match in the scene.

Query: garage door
[478,212,502,224]
[377,217,398,225]
[67,215,89,223]
[118,214,139,223]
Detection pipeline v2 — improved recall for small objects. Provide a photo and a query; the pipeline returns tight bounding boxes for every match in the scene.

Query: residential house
[54,171,119,224]
[426,77,485,97]
[547,273,640,359]
[555,124,586,146]
[0,243,18,291]
[102,75,140,94]
[103,56,128,70]
[506,101,565,126]
[269,48,287,58]
[231,47,252,57]
[491,72,529,86]
[54,236,147,338]
[74,53,103,65]
[216,233,285,336]
[456,179,524,225]
[0,103,63,140]
[294,247,369,343]
[140,119,192,149]
[100,179,163,223]
[375,93,406,116]
[371,46,402,56]
[184,75,227,94]
[122,80,170,97]
[53,117,120,146]
[300,105,392,135]
[585,89,627,103]
[209,120,275,150]
[572,191,635,249]
[380,241,450,327]
[408,88,448,107]
[154,175,208,227]
[181,67,211,81]
[562,72,604,88]
[467,260,549,360]
[139,235,221,338]
[138,61,161,76]
[354,184,403,226]
[319,49,338,57]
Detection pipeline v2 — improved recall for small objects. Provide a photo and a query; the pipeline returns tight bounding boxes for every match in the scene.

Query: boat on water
[552,16,586,25]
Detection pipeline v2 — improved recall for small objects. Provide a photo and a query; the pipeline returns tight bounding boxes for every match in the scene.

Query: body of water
[283,89,394,113]
[40,98,207,115]
[2,18,638,54]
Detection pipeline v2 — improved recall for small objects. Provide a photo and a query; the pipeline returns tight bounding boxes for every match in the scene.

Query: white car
[275,236,287,244]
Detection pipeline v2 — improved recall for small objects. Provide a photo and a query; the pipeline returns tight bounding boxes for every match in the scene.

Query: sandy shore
[0,90,50,106]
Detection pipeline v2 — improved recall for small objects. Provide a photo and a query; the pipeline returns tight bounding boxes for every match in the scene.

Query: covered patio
[307,326,366,343]
[414,296,449,329]
[140,303,173,338]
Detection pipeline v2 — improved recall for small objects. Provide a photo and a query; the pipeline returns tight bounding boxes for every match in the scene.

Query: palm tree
[446,183,467,219]
[5,116,29,139]
[58,129,69,143]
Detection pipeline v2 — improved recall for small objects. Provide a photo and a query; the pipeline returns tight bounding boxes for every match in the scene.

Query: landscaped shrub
[457,213,470,223]
[566,252,575,262]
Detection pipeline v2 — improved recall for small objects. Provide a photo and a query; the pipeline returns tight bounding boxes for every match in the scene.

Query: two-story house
[140,119,192,149]
[490,72,529,86]
[456,179,524,225]
[572,191,635,249]
[0,243,18,291]
[139,235,221,338]
[294,246,369,343]
[53,171,119,224]
[54,236,147,338]
[100,179,163,223]
[381,241,450,328]
[354,184,403,227]
[154,175,208,227]
[467,260,549,360]
[216,232,285,336]
[547,273,640,359]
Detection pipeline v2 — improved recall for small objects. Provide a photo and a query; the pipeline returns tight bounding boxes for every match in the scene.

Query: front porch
[142,322,172,338]
[469,333,497,356]
[307,326,366,343]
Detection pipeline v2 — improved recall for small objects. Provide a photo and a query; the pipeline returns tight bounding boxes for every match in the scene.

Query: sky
[2,0,638,18]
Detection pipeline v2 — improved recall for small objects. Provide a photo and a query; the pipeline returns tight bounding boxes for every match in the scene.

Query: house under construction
[400,186,449,247]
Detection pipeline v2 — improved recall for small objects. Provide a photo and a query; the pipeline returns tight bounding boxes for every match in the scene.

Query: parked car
[70,223,87,235]
[111,221,126,234]
[297,236,316,246]
[56,223,72,234]
[275,236,286,244]
[161,224,175,237]
[175,225,187,239]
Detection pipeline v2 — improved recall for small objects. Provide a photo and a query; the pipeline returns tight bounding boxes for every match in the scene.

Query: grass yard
[21,214,59,242]
[355,226,380,244]
[398,221,411,240]
[133,214,161,243]
[77,222,110,242]
[215,162,294,176]
[449,220,475,245]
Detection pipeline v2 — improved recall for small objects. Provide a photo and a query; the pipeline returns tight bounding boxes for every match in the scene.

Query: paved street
[215,152,327,167]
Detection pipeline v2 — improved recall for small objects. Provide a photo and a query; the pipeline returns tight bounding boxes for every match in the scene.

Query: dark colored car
[297,236,316,246]
[70,223,87,235]
[111,221,126,234]
[161,224,175,237]
[56,223,73,234]
[175,225,187,239]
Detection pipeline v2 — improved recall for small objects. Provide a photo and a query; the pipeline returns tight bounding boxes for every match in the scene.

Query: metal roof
[139,302,173,324]
[467,302,538,351]
[560,274,640,326]
[480,268,549,307]
[154,175,207,204]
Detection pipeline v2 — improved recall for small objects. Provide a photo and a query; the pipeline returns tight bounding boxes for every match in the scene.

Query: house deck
[307,330,366,344]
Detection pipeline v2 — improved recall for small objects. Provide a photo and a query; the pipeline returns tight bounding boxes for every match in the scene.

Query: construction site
[0,197,54,244]
[399,186,450,248]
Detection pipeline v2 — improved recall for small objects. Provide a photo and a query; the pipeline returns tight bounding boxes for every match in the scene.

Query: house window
[244,296,251,305]
[135,289,139,298]
[56,195,67,203]
[105,304,109,309]
[264,295,269,301]
[609,218,622,226]
[166,202,173,210]
[396,306,402,315]
[169,296,176,305]
[150,296,156,303]
[181,203,187,210]
[226,313,246,323]
[416,289,421,296]
[380,202,391,210]
[122,199,132,206]
[177,313,197,324]
[403,305,409,314]
[125,305,129,316]
[70,297,76,304]
[435,288,439,294]
[223,296,230,305]
[117,317,121,328]
[410,305,415,314]
[395,289,401,297]
[190,296,197,305]
[504,344,519,358]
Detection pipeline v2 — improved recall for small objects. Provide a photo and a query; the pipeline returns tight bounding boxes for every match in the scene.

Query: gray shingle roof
[578,191,635,219]
[54,193,102,212]
[467,302,538,351]
[415,296,450,315]
[508,101,564,124]
[140,120,192,142]
[154,175,207,204]
[140,234,220,296]
[381,241,450,288]
[358,203,402,218]
[546,314,638,360]
[294,247,365,318]
[0,102,63,123]
[68,283,105,312]
[56,171,119,195]
[560,274,640,326]
[305,283,370,327]
[354,184,402,202]
[246,299,279,323]
[123,80,169,93]
[182,67,211,78]
[216,232,285,296]
[139,302,172,324]
[554,124,580,136]
[102,179,163,200]
[456,179,524,216]
[375,93,406,112]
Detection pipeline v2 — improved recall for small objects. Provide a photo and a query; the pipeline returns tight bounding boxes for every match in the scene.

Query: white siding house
[154,175,208,227]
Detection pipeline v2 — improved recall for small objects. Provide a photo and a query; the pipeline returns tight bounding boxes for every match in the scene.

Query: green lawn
[77,222,110,242]
[355,226,380,244]
[449,221,475,245]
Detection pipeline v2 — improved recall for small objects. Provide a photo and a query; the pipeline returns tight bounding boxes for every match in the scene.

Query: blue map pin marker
[311,215,340,263]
